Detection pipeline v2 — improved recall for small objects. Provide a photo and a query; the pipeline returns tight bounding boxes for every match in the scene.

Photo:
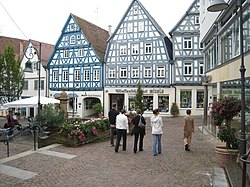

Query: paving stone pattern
[0,116,221,187]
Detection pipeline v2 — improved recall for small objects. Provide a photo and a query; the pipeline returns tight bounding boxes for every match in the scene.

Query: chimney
[108,25,112,36]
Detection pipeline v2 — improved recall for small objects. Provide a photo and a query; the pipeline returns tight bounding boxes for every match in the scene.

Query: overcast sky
[0,0,194,45]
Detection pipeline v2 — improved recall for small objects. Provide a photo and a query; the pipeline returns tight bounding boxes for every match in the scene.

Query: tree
[0,44,24,103]
[135,81,144,113]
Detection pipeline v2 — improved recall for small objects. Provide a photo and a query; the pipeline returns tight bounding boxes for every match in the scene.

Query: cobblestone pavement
[0,116,221,187]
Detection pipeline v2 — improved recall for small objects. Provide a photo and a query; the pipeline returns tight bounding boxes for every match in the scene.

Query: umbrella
[3,96,60,108]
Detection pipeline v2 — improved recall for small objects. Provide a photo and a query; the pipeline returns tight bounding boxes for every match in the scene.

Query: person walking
[183,109,194,151]
[115,109,128,153]
[108,103,119,147]
[132,109,146,153]
[150,108,163,156]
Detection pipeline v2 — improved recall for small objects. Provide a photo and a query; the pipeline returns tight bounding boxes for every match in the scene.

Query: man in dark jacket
[108,103,119,147]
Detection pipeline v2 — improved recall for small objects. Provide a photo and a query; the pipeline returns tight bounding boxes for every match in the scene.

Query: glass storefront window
[196,91,204,108]
[143,96,153,112]
[180,91,192,108]
[158,95,169,112]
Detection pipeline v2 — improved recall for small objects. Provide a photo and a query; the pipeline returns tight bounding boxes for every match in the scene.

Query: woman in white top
[150,108,163,156]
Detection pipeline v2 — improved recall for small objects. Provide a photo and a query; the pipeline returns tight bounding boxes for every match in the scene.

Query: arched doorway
[82,97,101,117]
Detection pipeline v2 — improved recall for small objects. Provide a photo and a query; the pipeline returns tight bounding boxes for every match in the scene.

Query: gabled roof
[29,40,54,67]
[169,0,197,35]
[0,36,28,59]
[108,0,166,42]
[72,14,109,61]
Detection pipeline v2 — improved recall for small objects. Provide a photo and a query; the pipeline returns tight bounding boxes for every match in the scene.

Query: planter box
[215,146,239,167]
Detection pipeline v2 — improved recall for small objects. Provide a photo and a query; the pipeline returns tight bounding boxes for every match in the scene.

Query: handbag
[139,116,145,128]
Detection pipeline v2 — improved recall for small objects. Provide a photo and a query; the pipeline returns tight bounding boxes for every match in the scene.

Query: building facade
[169,0,208,116]
[104,0,173,117]
[47,14,109,118]
[200,1,250,135]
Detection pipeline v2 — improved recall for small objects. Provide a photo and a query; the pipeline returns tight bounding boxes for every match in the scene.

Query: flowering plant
[60,118,109,146]
[210,97,241,149]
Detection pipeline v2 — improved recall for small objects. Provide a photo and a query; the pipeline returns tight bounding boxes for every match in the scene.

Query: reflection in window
[143,96,153,112]
[158,96,169,112]
[128,95,136,111]
[180,91,192,108]
[196,91,204,108]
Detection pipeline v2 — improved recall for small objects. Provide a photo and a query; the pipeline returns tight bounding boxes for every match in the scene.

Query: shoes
[134,150,137,154]
[122,149,126,151]
[139,149,143,151]
[115,149,118,153]
[158,152,161,154]
[185,144,190,151]
[110,145,114,147]
[153,154,157,156]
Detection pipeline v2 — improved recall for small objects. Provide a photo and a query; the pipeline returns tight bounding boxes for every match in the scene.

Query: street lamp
[23,43,41,151]
[207,0,248,186]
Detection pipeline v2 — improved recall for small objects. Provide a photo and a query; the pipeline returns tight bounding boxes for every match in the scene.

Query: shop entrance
[109,94,124,111]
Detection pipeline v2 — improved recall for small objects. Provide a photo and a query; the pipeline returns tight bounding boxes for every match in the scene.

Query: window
[94,69,100,81]
[84,70,90,81]
[131,67,139,78]
[78,48,84,57]
[74,70,80,81]
[139,22,144,32]
[109,68,115,78]
[183,37,192,49]
[158,96,169,112]
[133,6,138,14]
[64,50,69,58]
[180,90,192,108]
[145,43,152,54]
[120,45,127,56]
[63,71,68,81]
[77,34,80,39]
[120,67,127,78]
[70,36,75,44]
[23,80,28,90]
[144,67,152,78]
[70,24,74,31]
[128,95,136,111]
[53,71,58,81]
[143,96,153,112]
[127,23,133,33]
[34,80,44,90]
[195,16,200,24]
[131,44,139,55]
[184,62,192,75]
[199,62,204,75]
[196,91,204,108]
[157,66,165,78]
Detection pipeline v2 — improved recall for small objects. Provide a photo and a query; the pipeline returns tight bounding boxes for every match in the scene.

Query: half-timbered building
[47,14,109,118]
[169,0,206,115]
[104,0,173,116]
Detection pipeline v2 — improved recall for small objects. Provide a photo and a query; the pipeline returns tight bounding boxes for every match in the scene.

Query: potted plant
[170,102,179,117]
[92,103,103,118]
[210,96,241,164]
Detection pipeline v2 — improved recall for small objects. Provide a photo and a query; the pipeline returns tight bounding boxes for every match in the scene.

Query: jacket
[116,113,128,130]
[132,114,146,135]
[108,108,119,126]
[150,115,163,135]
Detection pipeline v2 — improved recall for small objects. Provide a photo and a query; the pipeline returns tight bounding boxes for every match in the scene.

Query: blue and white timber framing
[169,0,207,115]
[47,14,109,118]
[104,0,173,117]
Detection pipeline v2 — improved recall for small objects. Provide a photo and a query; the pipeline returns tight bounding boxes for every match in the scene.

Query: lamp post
[23,43,41,151]
[207,0,248,186]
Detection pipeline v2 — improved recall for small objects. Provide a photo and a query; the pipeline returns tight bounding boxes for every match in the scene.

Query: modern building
[47,13,109,118]
[104,0,173,117]
[169,0,207,116]
[200,1,250,135]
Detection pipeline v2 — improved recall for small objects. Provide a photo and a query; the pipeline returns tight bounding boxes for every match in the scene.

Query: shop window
[158,96,169,112]
[128,96,136,111]
[180,90,192,108]
[196,91,204,108]
[143,96,153,112]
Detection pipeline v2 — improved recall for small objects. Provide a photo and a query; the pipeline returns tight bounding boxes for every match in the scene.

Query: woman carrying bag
[132,108,146,153]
